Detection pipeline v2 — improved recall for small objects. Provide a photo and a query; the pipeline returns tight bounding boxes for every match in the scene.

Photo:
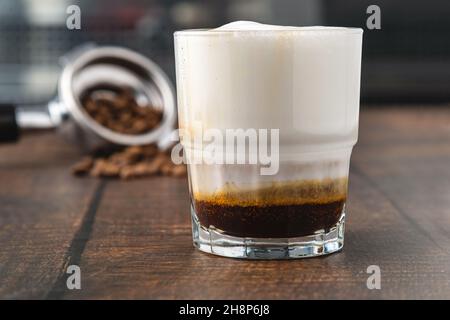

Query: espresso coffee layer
[193,178,347,238]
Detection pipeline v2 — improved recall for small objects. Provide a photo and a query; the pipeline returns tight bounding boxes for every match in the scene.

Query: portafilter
[0,45,177,151]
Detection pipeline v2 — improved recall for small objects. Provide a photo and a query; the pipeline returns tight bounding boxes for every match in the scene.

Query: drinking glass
[174,27,363,259]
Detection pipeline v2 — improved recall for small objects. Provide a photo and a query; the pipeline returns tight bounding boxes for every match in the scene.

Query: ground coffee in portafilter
[193,178,347,238]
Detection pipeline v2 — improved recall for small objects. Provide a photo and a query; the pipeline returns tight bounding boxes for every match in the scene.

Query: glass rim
[174,26,363,37]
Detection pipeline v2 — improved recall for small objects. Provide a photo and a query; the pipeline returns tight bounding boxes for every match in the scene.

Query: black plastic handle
[0,104,19,143]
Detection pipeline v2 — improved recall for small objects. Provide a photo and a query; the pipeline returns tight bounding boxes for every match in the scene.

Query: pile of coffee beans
[82,86,163,135]
[72,86,185,180]
[72,144,186,179]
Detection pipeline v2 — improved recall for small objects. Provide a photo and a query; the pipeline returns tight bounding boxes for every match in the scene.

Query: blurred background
[0,0,449,107]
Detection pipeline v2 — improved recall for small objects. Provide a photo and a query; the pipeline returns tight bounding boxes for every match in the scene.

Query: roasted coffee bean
[72,144,186,180]
[71,157,94,176]
[171,164,187,177]
[81,86,163,135]
[90,159,120,177]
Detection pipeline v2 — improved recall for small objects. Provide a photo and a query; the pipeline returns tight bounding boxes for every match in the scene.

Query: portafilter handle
[0,104,19,143]
[0,100,67,143]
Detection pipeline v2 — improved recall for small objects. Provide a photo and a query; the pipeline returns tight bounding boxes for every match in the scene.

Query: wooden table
[0,106,449,299]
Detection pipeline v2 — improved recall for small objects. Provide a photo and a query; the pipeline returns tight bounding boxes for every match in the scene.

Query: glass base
[191,205,345,259]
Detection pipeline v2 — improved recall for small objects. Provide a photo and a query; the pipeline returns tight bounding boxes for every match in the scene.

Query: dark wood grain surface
[0,107,449,299]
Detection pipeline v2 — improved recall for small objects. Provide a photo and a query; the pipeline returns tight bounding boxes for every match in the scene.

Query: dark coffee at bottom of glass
[193,178,347,238]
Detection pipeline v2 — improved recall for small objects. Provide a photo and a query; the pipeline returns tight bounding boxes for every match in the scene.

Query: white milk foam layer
[214,21,289,30]
[174,22,363,193]
[214,21,340,31]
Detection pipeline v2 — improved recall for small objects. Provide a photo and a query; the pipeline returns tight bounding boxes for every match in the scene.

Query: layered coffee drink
[174,21,363,259]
